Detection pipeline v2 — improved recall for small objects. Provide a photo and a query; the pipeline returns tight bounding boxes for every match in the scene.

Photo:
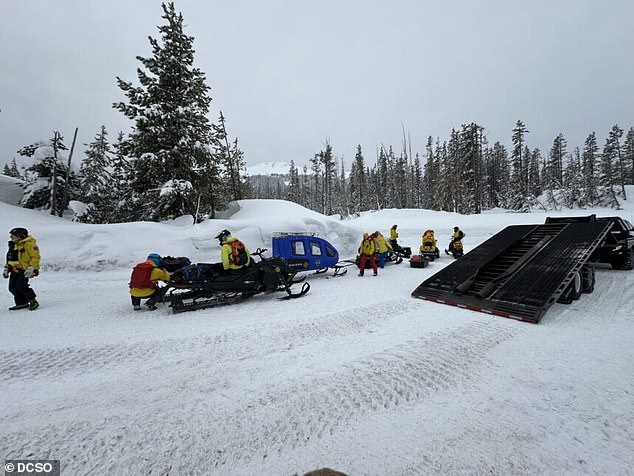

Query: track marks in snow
[0,313,521,475]
[0,298,421,380]
[203,319,520,468]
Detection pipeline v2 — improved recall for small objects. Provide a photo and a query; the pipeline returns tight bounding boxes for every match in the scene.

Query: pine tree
[286,160,301,204]
[582,132,600,206]
[543,133,566,209]
[113,2,218,220]
[319,141,336,215]
[623,127,634,186]
[78,126,113,223]
[18,133,72,214]
[214,111,247,204]
[599,126,622,207]
[562,147,584,208]
[485,142,510,208]
[509,120,530,211]
[349,145,367,214]
[109,132,137,222]
[2,159,22,178]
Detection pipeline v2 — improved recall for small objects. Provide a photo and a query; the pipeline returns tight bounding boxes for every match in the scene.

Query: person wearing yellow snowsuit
[216,229,251,271]
[389,225,399,249]
[420,229,438,253]
[446,226,465,254]
[3,227,40,310]
[129,253,171,311]
[374,232,392,268]
[358,232,378,276]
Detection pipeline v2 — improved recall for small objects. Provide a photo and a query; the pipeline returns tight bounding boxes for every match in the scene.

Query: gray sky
[1,0,633,169]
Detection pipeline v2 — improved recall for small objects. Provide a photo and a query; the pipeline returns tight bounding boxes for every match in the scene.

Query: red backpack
[129,261,156,289]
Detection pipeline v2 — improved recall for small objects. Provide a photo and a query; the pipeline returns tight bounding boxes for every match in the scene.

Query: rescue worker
[389,224,399,249]
[446,226,465,254]
[374,231,392,268]
[3,227,40,311]
[358,232,378,276]
[129,253,171,311]
[420,229,438,253]
[215,229,251,272]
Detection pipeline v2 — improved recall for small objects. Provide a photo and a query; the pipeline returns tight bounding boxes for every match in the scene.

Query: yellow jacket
[376,234,392,253]
[5,235,40,272]
[359,236,378,256]
[220,236,251,270]
[390,227,398,241]
[129,261,171,298]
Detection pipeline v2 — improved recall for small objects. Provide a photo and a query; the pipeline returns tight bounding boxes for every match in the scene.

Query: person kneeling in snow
[129,253,171,311]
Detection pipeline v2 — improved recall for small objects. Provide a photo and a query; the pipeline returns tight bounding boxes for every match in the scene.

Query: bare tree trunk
[60,127,79,217]
[50,132,59,215]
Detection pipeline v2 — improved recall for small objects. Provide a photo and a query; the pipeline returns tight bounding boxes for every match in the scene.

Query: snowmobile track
[0,298,422,380]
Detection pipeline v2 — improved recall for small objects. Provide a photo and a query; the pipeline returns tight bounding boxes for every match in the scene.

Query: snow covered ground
[1,189,633,475]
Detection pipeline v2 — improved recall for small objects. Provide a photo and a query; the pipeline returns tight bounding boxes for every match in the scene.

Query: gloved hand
[2,268,8,279]
[24,266,35,278]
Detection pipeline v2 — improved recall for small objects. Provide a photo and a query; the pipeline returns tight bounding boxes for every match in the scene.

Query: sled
[409,254,430,268]
[272,232,352,277]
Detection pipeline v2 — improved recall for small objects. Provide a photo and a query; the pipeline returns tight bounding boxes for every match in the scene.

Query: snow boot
[9,303,29,310]
[133,305,142,311]
[144,302,157,311]
[28,299,39,311]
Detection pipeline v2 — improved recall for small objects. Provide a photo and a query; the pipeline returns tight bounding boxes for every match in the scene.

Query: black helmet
[453,226,459,231]
[392,224,397,229]
[9,227,28,238]
[215,229,231,244]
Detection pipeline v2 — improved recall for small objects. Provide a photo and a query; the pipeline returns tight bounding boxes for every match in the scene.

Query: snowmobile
[419,230,440,261]
[162,249,310,313]
[445,239,464,259]
[271,232,353,277]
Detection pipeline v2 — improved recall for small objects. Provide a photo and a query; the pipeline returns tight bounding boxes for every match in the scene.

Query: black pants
[8,271,36,305]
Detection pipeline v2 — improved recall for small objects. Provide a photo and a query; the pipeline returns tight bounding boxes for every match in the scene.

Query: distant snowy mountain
[245,161,291,176]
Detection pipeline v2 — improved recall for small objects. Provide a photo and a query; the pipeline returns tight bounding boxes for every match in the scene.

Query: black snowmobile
[162,249,310,313]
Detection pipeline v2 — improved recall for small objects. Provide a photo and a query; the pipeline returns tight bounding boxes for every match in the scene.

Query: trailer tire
[570,271,583,300]
[611,249,633,270]
[557,271,582,304]
[581,263,595,293]
[623,248,634,270]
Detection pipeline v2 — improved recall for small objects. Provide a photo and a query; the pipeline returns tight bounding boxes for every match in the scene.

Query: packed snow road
[1,262,633,475]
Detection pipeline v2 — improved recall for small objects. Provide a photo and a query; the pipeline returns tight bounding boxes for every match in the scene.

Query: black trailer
[411,220,614,323]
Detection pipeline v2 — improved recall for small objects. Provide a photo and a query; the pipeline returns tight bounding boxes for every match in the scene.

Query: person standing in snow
[3,227,40,311]
[374,231,392,268]
[389,224,399,249]
[358,232,379,276]
[128,253,171,311]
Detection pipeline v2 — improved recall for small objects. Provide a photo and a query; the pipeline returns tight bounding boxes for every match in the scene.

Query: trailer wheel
[581,263,595,293]
[611,249,633,270]
[570,271,583,300]
[623,248,634,270]
[557,271,582,304]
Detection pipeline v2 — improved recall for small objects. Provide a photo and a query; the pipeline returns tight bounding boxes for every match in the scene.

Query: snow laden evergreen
[16,132,77,216]
[78,126,113,223]
[113,2,219,221]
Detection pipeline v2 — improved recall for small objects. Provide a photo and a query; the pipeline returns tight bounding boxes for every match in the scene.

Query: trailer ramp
[412,221,612,323]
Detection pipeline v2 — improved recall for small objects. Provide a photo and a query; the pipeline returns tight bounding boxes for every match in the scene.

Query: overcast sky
[1,0,633,170]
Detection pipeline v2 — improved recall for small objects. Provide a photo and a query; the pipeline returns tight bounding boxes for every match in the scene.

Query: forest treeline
[3,2,632,222]
[250,121,633,217]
